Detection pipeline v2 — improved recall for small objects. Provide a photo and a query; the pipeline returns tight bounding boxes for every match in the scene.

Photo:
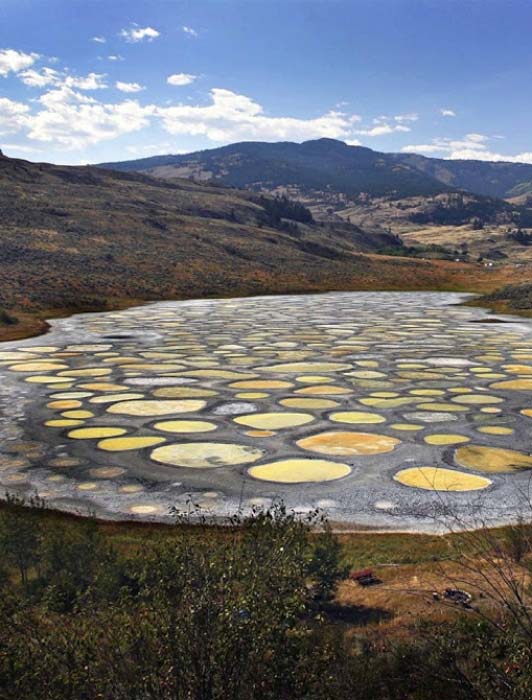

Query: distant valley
[101,138,532,263]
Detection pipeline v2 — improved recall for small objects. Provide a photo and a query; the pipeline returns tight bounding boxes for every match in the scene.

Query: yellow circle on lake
[329,411,386,425]
[152,387,218,398]
[394,467,491,491]
[502,364,532,374]
[58,368,111,377]
[61,410,94,419]
[45,419,85,428]
[452,394,504,405]
[26,375,73,384]
[248,458,351,483]
[79,383,129,391]
[279,398,339,410]
[424,434,470,446]
[153,420,217,433]
[360,397,419,408]
[390,423,423,431]
[47,399,82,410]
[129,504,162,515]
[229,380,293,390]
[236,392,269,399]
[259,362,351,373]
[417,403,468,412]
[295,385,351,396]
[234,412,315,430]
[78,482,99,491]
[151,442,264,468]
[295,375,332,384]
[68,427,128,439]
[9,361,68,372]
[89,467,126,478]
[454,445,532,473]
[98,436,166,451]
[490,379,532,391]
[477,426,514,435]
[107,399,206,416]
[89,393,145,403]
[297,431,400,456]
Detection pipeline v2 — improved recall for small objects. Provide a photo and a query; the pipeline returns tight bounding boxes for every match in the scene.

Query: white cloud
[6,75,485,159]
[0,48,39,77]
[394,113,418,123]
[402,133,532,164]
[1,143,41,154]
[107,55,124,62]
[167,72,197,86]
[3,86,367,150]
[19,68,107,90]
[400,143,445,155]
[92,36,106,44]
[126,141,186,156]
[19,67,61,87]
[463,133,487,144]
[116,80,144,93]
[64,72,105,90]
[354,123,411,137]
[0,97,30,135]
[182,26,198,37]
[156,88,362,143]
[345,139,362,146]
[440,108,456,117]
[64,72,107,90]
[23,86,153,148]
[360,114,413,136]
[120,26,160,43]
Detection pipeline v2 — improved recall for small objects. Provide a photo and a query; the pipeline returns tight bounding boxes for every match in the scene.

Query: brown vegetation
[1,498,531,699]
[2,152,532,344]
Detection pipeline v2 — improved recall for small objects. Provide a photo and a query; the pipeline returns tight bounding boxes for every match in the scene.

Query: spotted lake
[1,291,532,532]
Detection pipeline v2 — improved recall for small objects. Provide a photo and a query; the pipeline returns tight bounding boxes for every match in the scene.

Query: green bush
[1,498,531,699]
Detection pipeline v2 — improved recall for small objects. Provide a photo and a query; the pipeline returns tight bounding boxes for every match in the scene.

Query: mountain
[394,152,532,200]
[99,138,532,201]
[2,149,469,333]
[99,139,452,199]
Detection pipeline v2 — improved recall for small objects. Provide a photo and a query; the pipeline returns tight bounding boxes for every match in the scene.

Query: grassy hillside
[0,151,402,309]
[1,150,516,340]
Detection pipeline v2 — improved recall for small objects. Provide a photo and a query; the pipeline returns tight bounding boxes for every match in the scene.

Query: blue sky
[1,0,531,165]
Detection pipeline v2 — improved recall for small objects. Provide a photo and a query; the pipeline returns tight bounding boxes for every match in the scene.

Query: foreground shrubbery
[0,497,531,700]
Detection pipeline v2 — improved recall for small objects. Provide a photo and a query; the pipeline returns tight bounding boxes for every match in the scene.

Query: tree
[307,523,348,600]
[0,494,42,588]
